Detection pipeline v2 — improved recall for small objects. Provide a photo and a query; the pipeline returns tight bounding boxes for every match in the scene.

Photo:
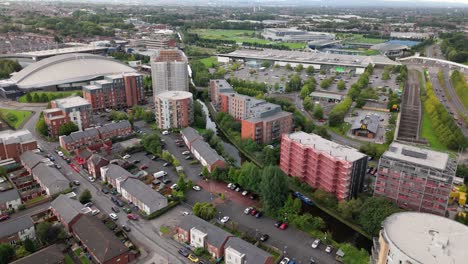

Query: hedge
[146,201,180,220]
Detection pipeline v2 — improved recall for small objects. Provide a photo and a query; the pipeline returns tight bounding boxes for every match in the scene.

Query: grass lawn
[159,226,171,235]
[347,34,387,44]
[25,195,46,205]
[18,91,82,103]
[200,56,219,68]
[192,29,306,49]
[73,248,83,257]
[0,108,32,129]
[421,109,447,151]
[64,254,74,264]
[79,256,91,264]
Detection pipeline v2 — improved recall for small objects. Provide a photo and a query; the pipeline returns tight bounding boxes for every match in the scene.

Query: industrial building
[374,142,457,216]
[154,91,193,130]
[261,28,335,42]
[371,212,468,264]
[82,73,144,111]
[280,132,368,201]
[151,49,189,95]
[217,49,400,73]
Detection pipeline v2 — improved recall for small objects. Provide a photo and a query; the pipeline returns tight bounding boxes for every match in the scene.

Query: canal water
[198,100,372,251]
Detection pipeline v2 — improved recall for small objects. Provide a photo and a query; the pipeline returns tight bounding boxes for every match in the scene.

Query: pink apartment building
[374,142,456,216]
[280,132,368,201]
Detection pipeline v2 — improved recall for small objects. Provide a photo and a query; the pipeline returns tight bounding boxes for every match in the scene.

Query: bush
[147,201,180,220]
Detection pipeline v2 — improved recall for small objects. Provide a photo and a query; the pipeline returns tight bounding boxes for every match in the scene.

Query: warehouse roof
[10,53,136,89]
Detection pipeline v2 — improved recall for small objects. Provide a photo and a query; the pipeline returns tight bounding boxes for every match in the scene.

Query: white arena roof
[218,49,400,68]
[10,53,136,89]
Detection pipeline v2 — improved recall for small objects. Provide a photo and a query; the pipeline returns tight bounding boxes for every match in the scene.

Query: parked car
[84,202,93,208]
[184,155,193,160]
[274,221,283,228]
[91,209,100,216]
[255,211,263,218]
[162,130,170,135]
[132,160,140,164]
[162,178,171,184]
[54,164,61,169]
[111,196,117,202]
[122,154,131,159]
[188,254,199,263]
[221,216,230,223]
[309,257,316,264]
[325,246,332,253]
[170,184,178,190]
[115,200,124,207]
[242,190,248,196]
[127,213,138,220]
[101,188,110,194]
[73,180,81,186]
[0,214,9,221]
[244,207,253,214]
[279,257,290,264]
[140,164,148,170]
[111,207,120,213]
[57,151,64,157]
[178,248,189,257]
[259,234,269,242]
[192,185,201,191]
[182,151,190,155]
[235,187,241,192]
[311,239,321,249]
[88,176,96,182]
[151,155,158,160]
[250,209,258,216]
[109,213,118,220]
[122,225,131,232]
[279,223,288,230]
[163,162,170,167]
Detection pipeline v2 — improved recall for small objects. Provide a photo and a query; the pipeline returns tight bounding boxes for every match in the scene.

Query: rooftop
[311,91,344,100]
[0,129,36,145]
[384,142,449,170]
[51,194,84,225]
[11,244,65,264]
[383,212,468,264]
[53,96,90,110]
[225,237,272,264]
[72,215,129,263]
[219,49,400,67]
[181,127,203,143]
[17,45,108,57]
[285,132,367,162]
[0,188,20,204]
[0,215,33,238]
[351,113,380,134]
[155,91,193,100]
[32,163,69,195]
[245,110,292,124]
[120,178,167,214]
[179,215,231,248]
[153,49,187,62]
[191,139,225,166]
[21,151,47,169]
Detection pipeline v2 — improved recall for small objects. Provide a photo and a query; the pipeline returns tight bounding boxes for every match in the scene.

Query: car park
[188,254,199,263]
[192,185,201,191]
[279,257,290,264]
[311,239,321,249]
[259,234,269,242]
[127,213,139,220]
[221,216,230,223]
[109,213,118,220]
[178,248,189,257]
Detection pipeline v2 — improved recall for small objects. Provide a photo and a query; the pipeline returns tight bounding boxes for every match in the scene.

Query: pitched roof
[88,154,109,167]
[20,151,46,169]
[51,194,84,225]
[179,215,231,249]
[181,127,202,143]
[191,139,225,166]
[102,164,133,181]
[0,188,20,204]
[120,178,167,214]
[351,113,380,134]
[32,163,69,195]
[60,128,100,144]
[72,215,129,263]
[11,244,65,264]
[225,237,272,264]
[0,215,34,238]
[97,120,131,134]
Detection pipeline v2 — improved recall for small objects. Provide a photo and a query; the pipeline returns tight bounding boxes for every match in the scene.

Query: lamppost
[283,245,288,257]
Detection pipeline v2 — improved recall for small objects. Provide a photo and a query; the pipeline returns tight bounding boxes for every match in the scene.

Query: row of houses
[100,164,168,215]
[59,120,133,152]
[177,215,274,264]
[181,127,226,172]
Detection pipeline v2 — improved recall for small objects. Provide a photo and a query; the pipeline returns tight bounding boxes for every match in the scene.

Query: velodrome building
[217,49,400,74]
[0,53,136,99]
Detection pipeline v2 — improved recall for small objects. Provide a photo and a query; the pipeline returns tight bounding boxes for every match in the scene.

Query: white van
[153,171,168,179]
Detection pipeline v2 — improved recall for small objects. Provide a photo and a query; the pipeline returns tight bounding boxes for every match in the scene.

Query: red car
[127,213,138,220]
[0,214,9,221]
[140,165,148,170]
[250,209,258,216]
[279,223,288,230]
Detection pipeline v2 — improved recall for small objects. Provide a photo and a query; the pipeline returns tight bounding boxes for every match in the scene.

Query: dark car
[259,234,269,242]
[73,180,81,186]
[178,248,189,257]
[162,178,171,184]
[111,206,120,213]
[111,196,117,202]
[274,221,283,228]
[163,162,170,167]
[122,225,131,232]
[132,160,140,164]
[101,188,110,194]
[255,211,263,218]
[249,194,257,200]
[115,200,124,207]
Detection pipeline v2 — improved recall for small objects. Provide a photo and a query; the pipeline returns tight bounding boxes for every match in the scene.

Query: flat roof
[156,91,192,100]
[383,212,468,264]
[383,142,449,170]
[219,49,400,67]
[53,96,90,109]
[311,91,344,100]
[286,131,367,162]
[17,45,107,57]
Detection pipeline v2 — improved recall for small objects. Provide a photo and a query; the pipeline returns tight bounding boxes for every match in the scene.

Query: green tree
[36,117,48,137]
[259,166,289,213]
[192,202,216,220]
[306,66,315,75]
[23,237,35,253]
[193,247,206,256]
[201,166,210,178]
[286,74,302,92]
[313,104,324,119]
[26,93,32,103]
[285,63,292,70]
[261,61,271,68]
[300,85,311,99]
[382,71,390,80]
[320,78,332,89]
[295,64,303,72]
[141,133,162,155]
[0,244,15,264]
[357,197,400,236]
[337,198,363,220]
[40,93,48,102]
[177,176,187,193]
[303,96,314,111]
[32,93,40,103]
[79,189,92,204]
[36,222,66,244]
[292,213,325,231]
[337,80,346,90]
[58,121,78,136]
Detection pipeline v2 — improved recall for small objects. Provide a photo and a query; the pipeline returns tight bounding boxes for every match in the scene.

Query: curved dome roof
[11,53,136,89]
